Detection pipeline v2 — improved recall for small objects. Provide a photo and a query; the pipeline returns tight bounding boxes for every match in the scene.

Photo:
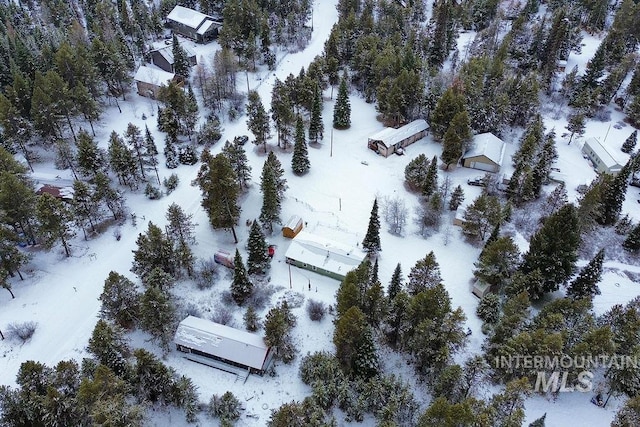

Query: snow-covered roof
[174,316,270,371]
[35,184,75,200]
[134,65,175,86]
[284,215,302,229]
[284,231,365,278]
[151,45,196,64]
[368,119,429,148]
[463,133,506,166]
[166,5,211,30]
[582,137,623,170]
[197,19,219,35]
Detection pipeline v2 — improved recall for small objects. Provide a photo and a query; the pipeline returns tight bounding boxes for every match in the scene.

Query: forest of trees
[2,0,640,425]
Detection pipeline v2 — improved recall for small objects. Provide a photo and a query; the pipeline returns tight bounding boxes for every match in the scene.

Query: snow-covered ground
[2,1,640,426]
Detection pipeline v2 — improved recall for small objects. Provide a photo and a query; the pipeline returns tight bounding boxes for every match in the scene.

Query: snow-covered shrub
[476,293,500,324]
[178,145,198,165]
[196,116,222,145]
[278,290,305,308]
[245,283,276,310]
[163,173,179,194]
[7,321,37,342]
[181,302,202,319]
[144,183,162,200]
[195,258,219,290]
[208,391,242,422]
[211,304,233,326]
[306,299,326,321]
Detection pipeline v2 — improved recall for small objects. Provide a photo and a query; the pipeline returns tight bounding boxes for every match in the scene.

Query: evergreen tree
[430,85,465,141]
[0,226,29,281]
[247,220,270,275]
[611,396,640,426]
[35,193,75,257]
[362,199,381,256]
[477,293,500,324]
[165,203,196,277]
[422,156,439,197]
[567,248,604,300]
[474,236,520,289]
[195,151,241,242]
[566,112,585,145]
[108,130,139,189]
[308,82,324,144]
[407,251,442,295]
[271,78,295,149]
[231,249,253,305]
[623,223,640,252]
[72,180,99,238]
[622,130,638,153]
[405,154,430,191]
[0,171,37,245]
[260,152,287,232]
[520,204,581,299]
[264,301,297,363]
[388,263,403,300]
[93,172,126,221]
[449,185,465,211]
[131,222,175,279]
[441,111,472,169]
[99,271,140,328]
[333,73,351,129]
[599,160,632,226]
[333,306,371,376]
[352,325,379,379]
[139,285,177,350]
[222,139,252,190]
[171,34,191,78]
[76,130,106,178]
[124,123,146,179]
[87,319,130,376]
[291,115,310,175]
[462,194,503,240]
[244,306,261,332]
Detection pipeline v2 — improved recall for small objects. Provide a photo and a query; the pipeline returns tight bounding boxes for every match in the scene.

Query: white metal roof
[284,231,365,278]
[582,137,623,170]
[463,133,506,166]
[284,215,302,229]
[166,5,211,30]
[368,119,428,148]
[134,65,175,86]
[174,316,270,370]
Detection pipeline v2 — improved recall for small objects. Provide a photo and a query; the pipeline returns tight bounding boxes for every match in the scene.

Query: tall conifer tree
[362,199,381,255]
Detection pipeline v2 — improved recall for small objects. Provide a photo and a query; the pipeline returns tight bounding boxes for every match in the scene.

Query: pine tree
[87,319,130,376]
[260,152,287,232]
[271,78,295,149]
[291,115,310,175]
[423,156,439,197]
[244,306,261,332]
[352,325,379,379]
[407,251,442,295]
[567,248,604,300]
[622,130,637,153]
[449,185,465,210]
[99,271,140,328]
[474,236,520,289]
[520,204,581,299]
[171,34,191,78]
[430,85,465,141]
[196,152,241,242]
[231,249,253,305]
[264,301,297,363]
[566,112,585,145]
[388,263,403,300]
[362,199,381,255]
[139,285,177,350]
[623,223,640,252]
[131,222,175,279]
[333,306,369,375]
[76,130,106,178]
[599,160,632,226]
[333,73,351,129]
[247,220,270,274]
[308,82,324,144]
[35,193,75,257]
[221,139,252,190]
[124,123,147,179]
[0,226,29,281]
[72,180,99,238]
[405,154,430,191]
[108,130,139,189]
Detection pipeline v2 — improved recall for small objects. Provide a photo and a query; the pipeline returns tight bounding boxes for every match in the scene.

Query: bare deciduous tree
[382,195,408,236]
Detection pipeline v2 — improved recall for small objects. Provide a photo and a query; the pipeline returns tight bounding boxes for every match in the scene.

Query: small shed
[133,65,179,98]
[581,137,623,175]
[452,207,466,227]
[284,231,365,281]
[149,45,197,74]
[166,5,221,43]
[462,133,506,172]
[282,215,304,238]
[367,119,429,157]
[213,250,234,269]
[174,316,274,375]
[472,280,493,298]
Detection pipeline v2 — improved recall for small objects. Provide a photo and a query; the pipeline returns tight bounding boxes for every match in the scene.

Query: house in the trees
[581,137,623,175]
[149,45,197,74]
[367,119,429,157]
[472,279,494,298]
[174,316,274,376]
[133,65,180,98]
[462,133,506,172]
[284,231,365,281]
[166,5,221,43]
[35,184,74,202]
[282,215,304,238]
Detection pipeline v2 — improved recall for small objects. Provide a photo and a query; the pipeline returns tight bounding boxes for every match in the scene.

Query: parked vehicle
[235,135,249,145]
[467,177,486,187]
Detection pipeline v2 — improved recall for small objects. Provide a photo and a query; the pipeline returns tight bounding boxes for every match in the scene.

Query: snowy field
[2,1,640,426]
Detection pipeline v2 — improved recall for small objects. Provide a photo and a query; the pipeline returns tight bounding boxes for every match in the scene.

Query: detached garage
[367,119,429,157]
[174,316,274,375]
[462,133,506,172]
